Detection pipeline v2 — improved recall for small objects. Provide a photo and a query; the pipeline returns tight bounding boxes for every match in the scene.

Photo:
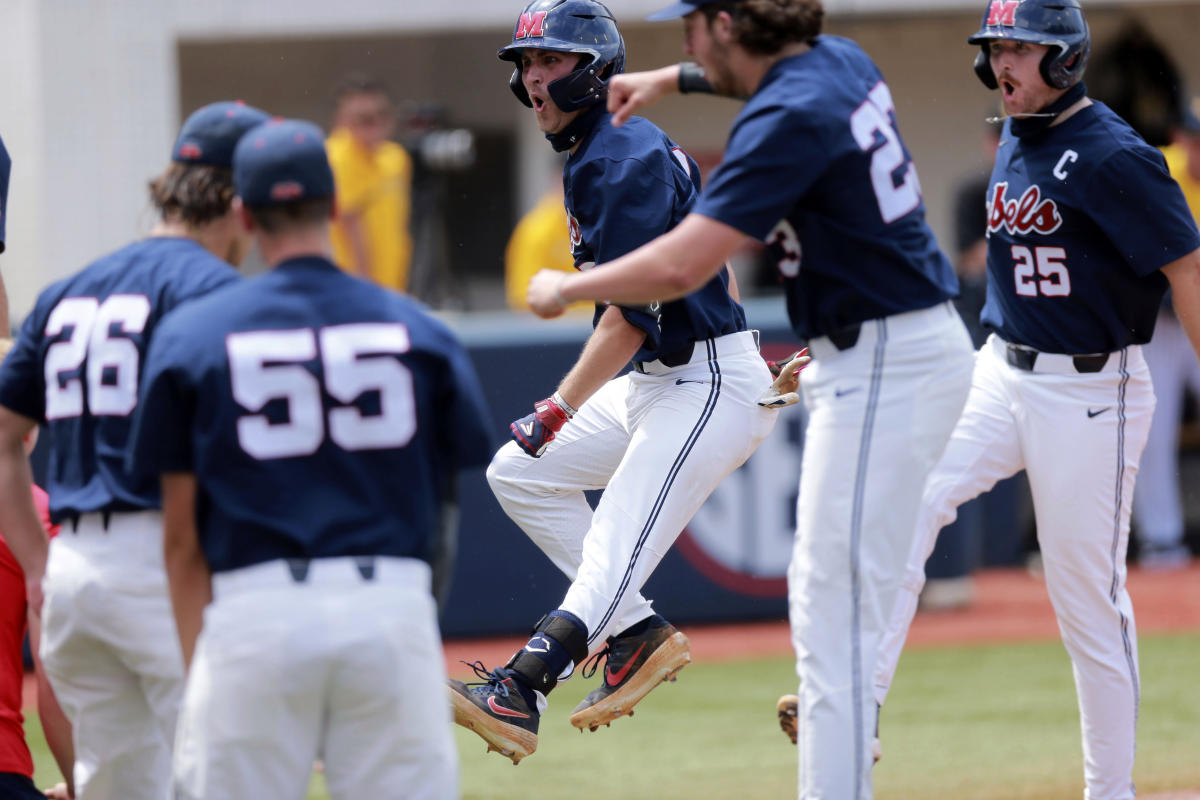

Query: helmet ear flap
[509,67,533,108]
[974,47,998,90]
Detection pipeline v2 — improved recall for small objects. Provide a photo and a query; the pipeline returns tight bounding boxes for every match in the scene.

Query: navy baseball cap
[647,0,743,21]
[0,133,9,254]
[172,101,271,168]
[233,119,335,208]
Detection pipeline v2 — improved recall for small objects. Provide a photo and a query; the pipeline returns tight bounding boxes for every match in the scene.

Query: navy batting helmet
[498,0,626,112]
[968,0,1090,91]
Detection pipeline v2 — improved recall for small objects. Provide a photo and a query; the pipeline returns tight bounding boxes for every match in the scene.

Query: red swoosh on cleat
[605,643,647,686]
[487,696,530,719]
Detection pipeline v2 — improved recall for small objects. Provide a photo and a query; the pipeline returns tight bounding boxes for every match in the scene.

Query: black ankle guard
[505,613,589,694]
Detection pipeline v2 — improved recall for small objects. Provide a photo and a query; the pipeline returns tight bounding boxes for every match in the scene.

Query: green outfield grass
[25,632,1200,799]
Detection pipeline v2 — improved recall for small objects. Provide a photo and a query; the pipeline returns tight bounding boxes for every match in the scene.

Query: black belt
[632,341,695,374]
[825,322,863,352]
[1004,344,1109,374]
[284,556,378,583]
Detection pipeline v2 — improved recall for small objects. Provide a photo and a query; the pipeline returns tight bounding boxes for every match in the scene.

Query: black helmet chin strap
[1005,81,1088,138]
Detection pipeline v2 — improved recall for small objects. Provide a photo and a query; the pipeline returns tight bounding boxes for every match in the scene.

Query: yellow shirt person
[326,75,413,291]
[1162,142,1200,221]
[505,189,589,313]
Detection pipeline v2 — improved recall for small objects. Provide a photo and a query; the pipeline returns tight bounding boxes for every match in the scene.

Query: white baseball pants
[874,334,1153,800]
[487,330,777,653]
[790,301,974,800]
[39,510,183,800]
[172,556,456,800]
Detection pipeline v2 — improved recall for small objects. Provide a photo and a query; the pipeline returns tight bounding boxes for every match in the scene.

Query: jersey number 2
[227,323,416,460]
[850,83,922,224]
[44,295,151,420]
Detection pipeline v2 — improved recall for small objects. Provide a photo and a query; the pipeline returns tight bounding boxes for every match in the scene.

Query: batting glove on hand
[758,349,811,408]
[510,394,574,457]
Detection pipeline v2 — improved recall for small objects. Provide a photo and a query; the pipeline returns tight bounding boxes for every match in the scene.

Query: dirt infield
[444,560,1200,672]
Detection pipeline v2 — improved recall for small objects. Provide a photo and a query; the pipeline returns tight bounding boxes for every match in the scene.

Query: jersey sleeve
[694,103,825,241]
[572,156,677,348]
[129,322,198,478]
[0,307,47,422]
[1083,146,1200,276]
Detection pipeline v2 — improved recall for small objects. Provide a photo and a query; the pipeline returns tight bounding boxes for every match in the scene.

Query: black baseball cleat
[569,615,690,732]
[448,662,539,765]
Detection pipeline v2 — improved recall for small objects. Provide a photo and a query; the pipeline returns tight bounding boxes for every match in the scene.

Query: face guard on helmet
[968,0,1090,91]
[498,0,626,113]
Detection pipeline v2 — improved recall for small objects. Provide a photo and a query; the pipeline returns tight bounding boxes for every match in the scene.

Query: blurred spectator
[504,180,589,314]
[1131,97,1200,569]
[1087,20,1182,148]
[0,337,72,799]
[326,73,414,291]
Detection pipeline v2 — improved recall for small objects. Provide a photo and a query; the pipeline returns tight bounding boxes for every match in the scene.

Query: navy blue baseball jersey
[565,112,746,362]
[694,35,958,341]
[980,102,1200,354]
[0,237,239,520]
[131,256,494,573]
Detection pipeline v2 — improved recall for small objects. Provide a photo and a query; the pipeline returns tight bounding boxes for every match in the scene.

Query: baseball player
[871,2,1200,798]
[0,101,269,799]
[526,1,976,796]
[449,0,790,765]
[129,118,493,799]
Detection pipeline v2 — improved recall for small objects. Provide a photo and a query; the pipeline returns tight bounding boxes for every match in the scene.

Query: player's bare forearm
[0,408,48,609]
[0,272,9,334]
[608,65,681,127]
[1162,247,1200,359]
[557,305,646,409]
[528,215,746,317]
[29,612,74,795]
[161,472,211,670]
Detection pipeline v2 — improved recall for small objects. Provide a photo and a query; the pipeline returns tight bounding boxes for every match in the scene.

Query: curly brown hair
[147,162,236,226]
[703,0,824,55]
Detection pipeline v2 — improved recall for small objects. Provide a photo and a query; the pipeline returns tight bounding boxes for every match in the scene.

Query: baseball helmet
[968,0,1090,91]
[498,0,626,112]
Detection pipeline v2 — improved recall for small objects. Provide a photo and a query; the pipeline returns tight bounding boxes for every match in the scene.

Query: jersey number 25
[227,323,416,460]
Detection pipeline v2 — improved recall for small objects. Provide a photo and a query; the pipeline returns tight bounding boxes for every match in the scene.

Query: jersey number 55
[227,323,416,460]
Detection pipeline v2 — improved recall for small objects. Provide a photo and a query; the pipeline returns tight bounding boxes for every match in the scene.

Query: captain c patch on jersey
[987,182,1063,237]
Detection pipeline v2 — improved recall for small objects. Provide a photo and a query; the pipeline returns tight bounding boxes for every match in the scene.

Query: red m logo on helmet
[986,0,1020,26]
[515,11,547,39]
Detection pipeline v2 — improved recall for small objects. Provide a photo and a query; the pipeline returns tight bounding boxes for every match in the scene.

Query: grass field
[24,632,1200,799]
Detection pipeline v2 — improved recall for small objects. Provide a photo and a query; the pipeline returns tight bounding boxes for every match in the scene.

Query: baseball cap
[0,134,9,254]
[233,119,334,208]
[647,0,744,21]
[172,101,271,168]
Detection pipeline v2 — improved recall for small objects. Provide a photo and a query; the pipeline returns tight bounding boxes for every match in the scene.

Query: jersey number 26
[227,323,416,460]
[44,295,150,420]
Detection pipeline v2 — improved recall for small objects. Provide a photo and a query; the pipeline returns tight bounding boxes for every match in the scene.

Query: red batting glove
[510,395,573,457]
